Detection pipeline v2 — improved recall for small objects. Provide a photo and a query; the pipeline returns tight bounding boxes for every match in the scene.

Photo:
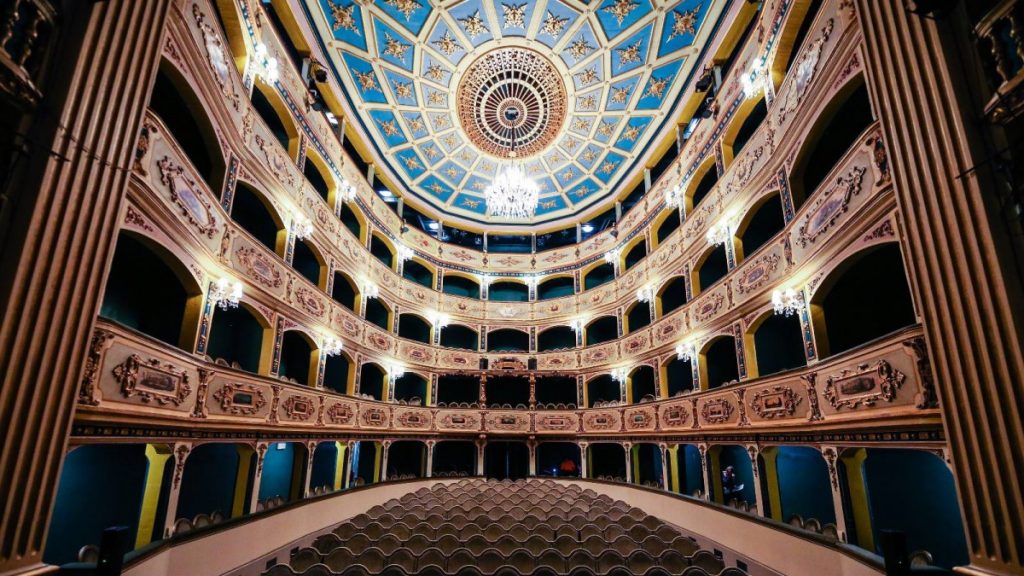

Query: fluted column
[425,441,435,478]
[579,442,589,479]
[0,1,173,573]
[623,442,633,484]
[855,2,1024,573]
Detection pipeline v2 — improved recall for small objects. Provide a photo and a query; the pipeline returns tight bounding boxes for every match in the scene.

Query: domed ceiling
[302,0,724,227]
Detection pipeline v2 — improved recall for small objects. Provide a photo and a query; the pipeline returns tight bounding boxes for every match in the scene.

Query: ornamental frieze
[750,385,804,419]
[293,286,326,317]
[235,246,283,289]
[366,330,394,353]
[436,411,482,431]
[654,317,682,341]
[112,354,192,407]
[254,134,297,189]
[797,165,868,248]
[157,157,219,238]
[484,412,530,432]
[338,314,362,338]
[583,410,622,432]
[581,344,616,366]
[536,413,579,432]
[693,292,725,323]
[823,360,906,410]
[658,403,690,428]
[623,406,657,431]
[325,401,356,425]
[622,333,649,355]
[700,397,736,425]
[359,406,390,428]
[211,381,267,416]
[191,4,241,113]
[737,252,781,295]
[394,407,432,430]
[281,394,316,421]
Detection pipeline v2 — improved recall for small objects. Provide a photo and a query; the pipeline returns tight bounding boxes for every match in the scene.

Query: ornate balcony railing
[75,319,940,441]
[0,0,56,109]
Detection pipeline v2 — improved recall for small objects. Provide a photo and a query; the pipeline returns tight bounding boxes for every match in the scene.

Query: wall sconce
[675,341,697,364]
[569,317,586,333]
[397,244,414,263]
[210,278,243,310]
[361,278,379,299]
[741,58,766,100]
[321,336,343,357]
[772,288,804,316]
[386,362,406,385]
[253,42,280,83]
[291,212,314,241]
[610,366,630,384]
[705,212,737,247]
[427,310,450,330]
[338,180,357,203]
[664,184,685,211]
[603,247,621,264]
[636,284,656,304]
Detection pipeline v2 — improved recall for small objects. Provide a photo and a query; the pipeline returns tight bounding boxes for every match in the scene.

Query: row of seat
[263,565,744,576]
[313,533,700,557]
[331,522,683,546]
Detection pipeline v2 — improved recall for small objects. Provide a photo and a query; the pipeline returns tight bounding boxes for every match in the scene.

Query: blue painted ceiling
[302,0,723,228]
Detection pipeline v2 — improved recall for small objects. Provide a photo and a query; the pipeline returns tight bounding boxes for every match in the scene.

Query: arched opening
[436,375,479,407]
[279,331,316,386]
[309,442,343,494]
[790,79,874,209]
[860,449,968,569]
[393,373,427,405]
[585,316,618,346]
[303,152,332,203]
[358,363,387,401]
[625,301,651,333]
[669,445,705,497]
[632,443,664,487]
[207,303,268,373]
[443,274,481,299]
[688,163,719,211]
[628,365,656,404]
[292,239,325,288]
[364,298,392,331]
[656,209,682,244]
[663,356,695,397]
[403,258,435,288]
[259,442,308,504]
[489,280,529,302]
[537,275,575,300]
[751,312,807,377]
[589,443,627,481]
[149,65,225,191]
[46,444,150,564]
[323,352,352,395]
[623,240,647,271]
[100,232,202,350]
[736,193,786,260]
[701,336,739,390]
[251,82,296,154]
[339,201,363,239]
[176,443,245,526]
[398,313,431,344]
[811,243,916,358]
[583,262,615,291]
[537,326,576,352]
[587,374,620,407]
[487,328,529,352]
[774,0,825,79]
[657,276,688,316]
[485,375,530,409]
[351,441,380,486]
[535,376,577,408]
[537,443,581,478]
[727,97,768,159]
[432,441,476,477]
[369,235,395,269]
[388,441,427,479]
[696,244,729,293]
[231,182,285,254]
[484,441,529,480]
[440,324,479,350]
[713,445,756,506]
[331,271,357,311]
[767,446,834,526]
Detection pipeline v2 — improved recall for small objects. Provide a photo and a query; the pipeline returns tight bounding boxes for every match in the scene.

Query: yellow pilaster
[373,442,383,483]
[760,447,783,521]
[136,444,172,548]
[841,448,874,551]
[668,446,681,493]
[630,445,640,483]
[333,442,347,490]
[708,447,724,503]
[231,445,254,518]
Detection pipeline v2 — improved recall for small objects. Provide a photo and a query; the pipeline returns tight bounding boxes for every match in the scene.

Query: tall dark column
[854,2,1024,574]
[0,1,172,573]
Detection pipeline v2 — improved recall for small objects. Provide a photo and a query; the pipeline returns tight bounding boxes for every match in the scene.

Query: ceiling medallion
[457,47,567,158]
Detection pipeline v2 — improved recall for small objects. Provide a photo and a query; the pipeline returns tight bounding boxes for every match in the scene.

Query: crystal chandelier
[321,336,343,357]
[610,366,630,385]
[772,288,803,316]
[291,212,313,241]
[675,341,697,364]
[636,284,655,304]
[210,278,243,310]
[485,109,540,219]
[360,278,379,299]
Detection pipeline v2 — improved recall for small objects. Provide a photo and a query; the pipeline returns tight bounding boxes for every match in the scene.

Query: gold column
[232,445,255,517]
[333,442,347,490]
[136,445,173,548]
[854,2,1024,572]
[840,448,873,552]
[668,445,681,493]
[760,447,783,522]
[708,446,724,503]
[0,1,173,572]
